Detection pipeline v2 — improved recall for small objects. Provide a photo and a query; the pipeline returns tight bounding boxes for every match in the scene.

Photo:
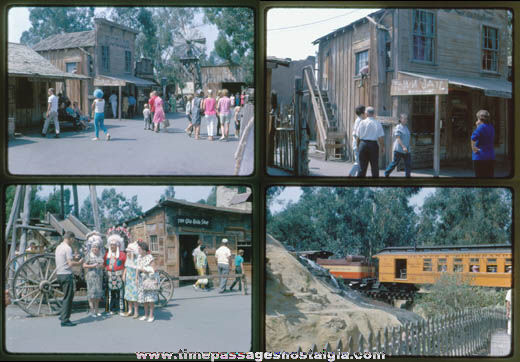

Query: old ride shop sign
[175,216,211,228]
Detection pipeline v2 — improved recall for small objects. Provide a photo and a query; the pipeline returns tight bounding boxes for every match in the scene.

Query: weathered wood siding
[398,9,509,80]
[95,22,136,77]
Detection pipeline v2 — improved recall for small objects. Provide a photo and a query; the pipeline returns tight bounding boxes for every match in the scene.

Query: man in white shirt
[354,106,385,178]
[109,91,118,118]
[348,105,366,177]
[55,231,83,327]
[41,88,60,138]
[215,238,231,293]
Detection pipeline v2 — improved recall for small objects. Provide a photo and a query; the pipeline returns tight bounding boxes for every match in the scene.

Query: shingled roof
[32,30,95,51]
[8,42,88,79]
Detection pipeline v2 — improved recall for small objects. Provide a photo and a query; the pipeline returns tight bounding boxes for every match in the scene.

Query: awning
[94,74,157,87]
[399,71,512,99]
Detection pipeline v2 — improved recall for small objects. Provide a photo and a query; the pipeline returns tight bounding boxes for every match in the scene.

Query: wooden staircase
[302,66,347,161]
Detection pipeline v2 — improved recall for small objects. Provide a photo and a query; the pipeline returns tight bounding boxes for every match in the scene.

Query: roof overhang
[398,71,512,99]
[94,74,157,87]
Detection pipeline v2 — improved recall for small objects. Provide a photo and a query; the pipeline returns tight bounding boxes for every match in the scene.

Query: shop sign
[175,216,211,228]
[391,78,448,95]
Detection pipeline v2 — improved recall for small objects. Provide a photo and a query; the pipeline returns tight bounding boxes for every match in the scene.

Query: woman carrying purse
[136,241,158,322]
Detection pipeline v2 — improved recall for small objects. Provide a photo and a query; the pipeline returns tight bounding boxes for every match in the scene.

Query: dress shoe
[61,320,76,327]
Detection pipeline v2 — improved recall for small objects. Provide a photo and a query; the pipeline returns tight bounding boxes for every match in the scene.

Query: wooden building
[313,9,512,169]
[201,64,247,96]
[124,198,252,286]
[7,43,89,131]
[33,18,155,117]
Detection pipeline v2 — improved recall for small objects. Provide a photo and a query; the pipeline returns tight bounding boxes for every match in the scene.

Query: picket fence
[298,307,507,356]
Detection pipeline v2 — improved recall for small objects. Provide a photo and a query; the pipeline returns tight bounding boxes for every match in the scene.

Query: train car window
[395,259,407,279]
[423,258,432,271]
[505,259,512,273]
[486,258,498,273]
[437,258,447,272]
[470,258,480,272]
[453,258,463,272]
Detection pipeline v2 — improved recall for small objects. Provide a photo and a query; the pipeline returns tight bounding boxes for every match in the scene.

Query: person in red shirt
[104,234,127,315]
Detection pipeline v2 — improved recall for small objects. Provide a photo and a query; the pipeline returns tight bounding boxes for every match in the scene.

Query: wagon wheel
[12,254,64,317]
[5,252,39,290]
[155,270,174,307]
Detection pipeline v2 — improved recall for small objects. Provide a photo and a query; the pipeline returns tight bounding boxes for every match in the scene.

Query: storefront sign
[175,216,211,228]
[391,78,448,95]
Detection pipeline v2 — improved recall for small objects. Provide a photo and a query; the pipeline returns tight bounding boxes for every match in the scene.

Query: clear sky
[267,8,379,60]
[269,187,436,215]
[39,185,214,212]
[7,6,218,55]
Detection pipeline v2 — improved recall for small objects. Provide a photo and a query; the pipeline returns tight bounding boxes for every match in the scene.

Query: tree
[267,187,419,258]
[206,187,217,206]
[79,188,143,231]
[20,7,95,45]
[158,186,176,202]
[204,8,254,84]
[416,188,512,246]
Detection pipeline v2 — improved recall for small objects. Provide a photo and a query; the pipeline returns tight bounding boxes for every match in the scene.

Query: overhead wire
[267,9,366,31]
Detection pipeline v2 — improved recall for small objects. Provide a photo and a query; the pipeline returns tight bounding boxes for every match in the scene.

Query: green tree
[20,7,95,45]
[203,8,254,84]
[158,186,176,202]
[206,187,217,206]
[416,188,512,246]
[79,188,143,231]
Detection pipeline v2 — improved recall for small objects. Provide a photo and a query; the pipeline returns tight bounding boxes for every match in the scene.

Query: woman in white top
[185,95,193,136]
[91,89,111,141]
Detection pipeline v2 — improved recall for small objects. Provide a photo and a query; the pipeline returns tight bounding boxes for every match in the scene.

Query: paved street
[8,112,245,176]
[5,285,251,353]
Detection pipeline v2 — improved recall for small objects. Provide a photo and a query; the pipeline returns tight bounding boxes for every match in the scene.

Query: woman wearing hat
[122,238,140,317]
[104,234,126,315]
[82,239,105,316]
[91,89,111,141]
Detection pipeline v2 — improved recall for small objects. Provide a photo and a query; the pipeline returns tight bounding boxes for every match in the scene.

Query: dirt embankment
[266,234,418,352]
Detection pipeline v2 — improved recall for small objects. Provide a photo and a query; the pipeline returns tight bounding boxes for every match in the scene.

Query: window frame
[481,24,499,73]
[149,235,159,253]
[423,258,432,272]
[125,50,132,73]
[66,62,78,73]
[411,9,436,64]
[101,45,110,72]
[355,49,369,76]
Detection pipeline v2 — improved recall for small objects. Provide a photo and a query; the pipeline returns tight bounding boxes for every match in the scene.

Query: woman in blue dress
[471,109,495,177]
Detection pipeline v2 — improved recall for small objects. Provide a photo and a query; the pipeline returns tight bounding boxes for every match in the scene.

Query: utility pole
[73,185,79,218]
[89,186,101,232]
[60,185,65,220]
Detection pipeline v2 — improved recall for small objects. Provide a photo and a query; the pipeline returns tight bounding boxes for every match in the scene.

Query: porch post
[118,85,122,121]
[433,95,440,177]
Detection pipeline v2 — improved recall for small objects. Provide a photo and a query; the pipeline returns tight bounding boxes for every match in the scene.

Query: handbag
[163,118,170,128]
[142,272,160,292]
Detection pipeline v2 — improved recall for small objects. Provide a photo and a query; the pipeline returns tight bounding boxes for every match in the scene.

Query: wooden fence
[272,106,296,173]
[298,307,507,356]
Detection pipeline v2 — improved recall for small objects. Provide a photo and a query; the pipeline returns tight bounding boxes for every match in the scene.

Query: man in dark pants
[55,231,83,327]
[354,106,385,178]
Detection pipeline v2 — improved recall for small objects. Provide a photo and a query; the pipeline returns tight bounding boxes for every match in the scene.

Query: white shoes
[139,316,147,321]
[92,137,98,141]
[147,316,155,323]
[106,133,111,141]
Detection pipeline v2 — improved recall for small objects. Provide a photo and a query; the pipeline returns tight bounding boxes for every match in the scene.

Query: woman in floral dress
[83,241,104,316]
[123,239,139,317]
[136,241,158,322]
[152,92,165,133]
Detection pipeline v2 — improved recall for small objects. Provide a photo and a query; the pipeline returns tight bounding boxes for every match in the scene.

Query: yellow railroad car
[317,255,375,281]
[373,244,512,288]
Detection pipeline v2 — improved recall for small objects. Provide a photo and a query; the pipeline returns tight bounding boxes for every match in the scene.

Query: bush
[414,273,507,318]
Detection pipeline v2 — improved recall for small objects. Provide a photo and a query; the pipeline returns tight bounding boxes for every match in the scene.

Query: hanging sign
[391,78,448,95]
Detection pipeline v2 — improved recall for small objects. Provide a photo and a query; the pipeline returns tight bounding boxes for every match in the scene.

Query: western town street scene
[7,7,254,176]
[266,8,512,177]
[266,187,512,356]
[4,185,252,353]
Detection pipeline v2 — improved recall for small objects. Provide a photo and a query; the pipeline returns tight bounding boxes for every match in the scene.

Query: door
[448,92,472,161]
[178,234,199,285]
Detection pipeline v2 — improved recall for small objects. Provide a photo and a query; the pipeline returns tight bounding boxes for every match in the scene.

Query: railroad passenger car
[373,244,512,288]
[317,255,375,281]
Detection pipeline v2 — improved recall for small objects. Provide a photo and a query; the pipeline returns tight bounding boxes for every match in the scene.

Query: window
[486,258,497,273]
[149,235,159,252]
[125,51,132,73]
[453,258,463,272]
[238,186,248,194]
[101,46,110,71]
[412,96,435,133]
[385,32,392,69]
[482,25,499,72]
[437,258,447,272]
[470,258,480,272]
[355,50,369,75]
[412,10,435,62]
[66,62,77,73]
[423,258,432,271]
[505,258,512,273]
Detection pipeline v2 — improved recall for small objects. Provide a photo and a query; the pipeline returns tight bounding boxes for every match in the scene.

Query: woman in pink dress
[203,90,217,141]
[153,92,165,133]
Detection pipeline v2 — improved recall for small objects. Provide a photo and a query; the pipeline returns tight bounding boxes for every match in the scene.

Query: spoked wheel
[155,270,174,307]
[5,252,38,290]
[12,254,64,317]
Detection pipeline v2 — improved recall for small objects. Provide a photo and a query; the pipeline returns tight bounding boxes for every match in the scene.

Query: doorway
[448,91,472,161]
[179,234,199,285]
[395,259,407,279]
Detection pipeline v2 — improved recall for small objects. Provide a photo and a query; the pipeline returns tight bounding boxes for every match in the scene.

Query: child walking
[143,104,152,130]
[91,89,111,141]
